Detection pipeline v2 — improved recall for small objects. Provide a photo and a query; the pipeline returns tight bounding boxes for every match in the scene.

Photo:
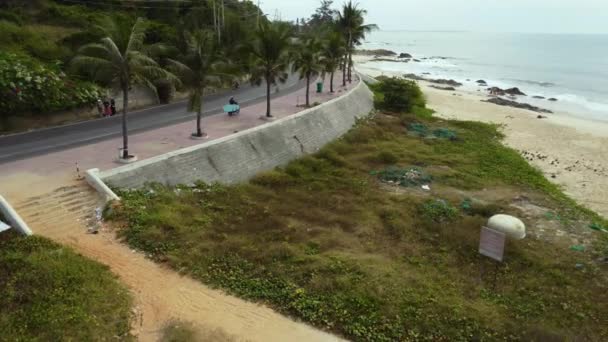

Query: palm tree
[71,18,178,160]
[321,31,346,93]
[292,37,323,107]
[166,30,233,138]
[338,1,377,83]
[247,21,292,118]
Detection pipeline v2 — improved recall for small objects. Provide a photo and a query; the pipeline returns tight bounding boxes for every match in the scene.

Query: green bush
[0,9,23,25]
[0,52,101,114]
[370,77,426,113]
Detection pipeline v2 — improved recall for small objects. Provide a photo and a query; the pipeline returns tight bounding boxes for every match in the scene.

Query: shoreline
[356,57,608,218]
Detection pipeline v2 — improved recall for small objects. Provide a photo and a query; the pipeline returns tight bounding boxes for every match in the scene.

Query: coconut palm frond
[126,18,148,55]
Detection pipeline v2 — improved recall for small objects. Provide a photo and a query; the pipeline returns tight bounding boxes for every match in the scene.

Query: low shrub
[370,77,426,113]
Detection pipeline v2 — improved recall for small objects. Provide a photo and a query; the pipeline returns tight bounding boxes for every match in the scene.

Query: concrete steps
[15,182,105,240]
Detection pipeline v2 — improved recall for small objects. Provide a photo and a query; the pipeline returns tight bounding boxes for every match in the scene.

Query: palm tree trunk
[266,77,272,117]
[342,56,347,87]
[196,107,203,137]
[330,71,334,93]
[348,52,353,83]
[121,87,129,159]
[305,74,310,107]
[347,32,353,83]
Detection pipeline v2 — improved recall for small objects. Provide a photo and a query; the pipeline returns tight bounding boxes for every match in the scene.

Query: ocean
[361,31,608,121]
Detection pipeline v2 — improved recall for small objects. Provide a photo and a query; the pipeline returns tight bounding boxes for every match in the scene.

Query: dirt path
[68,228,342,341]
[13,183,342,342]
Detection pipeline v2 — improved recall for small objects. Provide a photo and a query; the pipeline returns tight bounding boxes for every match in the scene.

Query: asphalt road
[0,74,305,164]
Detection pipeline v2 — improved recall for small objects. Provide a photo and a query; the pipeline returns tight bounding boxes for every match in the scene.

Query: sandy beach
[356,56,608,218]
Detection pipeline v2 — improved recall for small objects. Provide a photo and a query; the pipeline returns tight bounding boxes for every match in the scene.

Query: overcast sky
[259,0,608,34]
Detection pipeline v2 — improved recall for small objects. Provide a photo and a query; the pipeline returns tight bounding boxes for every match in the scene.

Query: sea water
[361,31,608,121]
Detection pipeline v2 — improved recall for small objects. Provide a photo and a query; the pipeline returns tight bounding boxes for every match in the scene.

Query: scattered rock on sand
[403,73,463,87]
[398,53,412,58]
[483,97,553,113]
[355,49,396,56]
[537,115,547,119]
[430,85,457,91]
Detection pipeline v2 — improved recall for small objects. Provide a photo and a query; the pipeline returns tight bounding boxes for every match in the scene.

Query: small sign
[479,226,506,262]
[0,220,11,233]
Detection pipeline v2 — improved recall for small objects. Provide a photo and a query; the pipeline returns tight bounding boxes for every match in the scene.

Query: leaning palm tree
[292,37,324,107]
[166,30,233,138]
[71,18,178,159]
[247,21,292,118]
[338,1,377,83]
[321,31,346,93]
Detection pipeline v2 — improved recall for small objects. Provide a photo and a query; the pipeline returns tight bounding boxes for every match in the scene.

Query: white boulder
[487,214,526,240]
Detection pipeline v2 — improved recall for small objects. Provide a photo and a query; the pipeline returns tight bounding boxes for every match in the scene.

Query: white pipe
[0,195,33,235]
[85,168,120,202]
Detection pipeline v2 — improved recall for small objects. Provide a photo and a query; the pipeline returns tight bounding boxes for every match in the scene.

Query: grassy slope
[0,232,133,341]
[109,96,607,340]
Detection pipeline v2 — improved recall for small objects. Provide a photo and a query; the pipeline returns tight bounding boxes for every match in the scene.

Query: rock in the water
[548,98,558,102]
[483,97,553,113]
[476,79,487,85]
[504,87,526,96]
[533,95,545,99]
[398,52,412,58]
[413,59,421,62]
[355,49,396,56]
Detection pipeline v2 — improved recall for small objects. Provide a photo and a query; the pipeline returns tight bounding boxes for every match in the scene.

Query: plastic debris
[432,128,457,140]
[460,198,473,211]
[569,245,585,252]
[421,185,430,191]
[589,223,608,233]
[372,166,432,187]
[575,263,585,270]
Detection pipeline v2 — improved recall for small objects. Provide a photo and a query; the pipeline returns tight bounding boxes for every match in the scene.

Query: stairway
[13,181,105,241]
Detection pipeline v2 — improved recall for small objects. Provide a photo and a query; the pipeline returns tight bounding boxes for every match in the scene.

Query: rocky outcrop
[487,87,526,96]
[355,49,397,57]
[483,97,553,113]
[398,53,412,58]
[403,73,462,87]
[430,85,456,91]
[505,87,526,96]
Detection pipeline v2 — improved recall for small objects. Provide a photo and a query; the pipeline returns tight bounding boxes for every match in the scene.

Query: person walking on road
[110,99,117,116]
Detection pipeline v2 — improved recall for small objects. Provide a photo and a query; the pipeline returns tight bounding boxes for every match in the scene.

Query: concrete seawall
[99,80,374,188]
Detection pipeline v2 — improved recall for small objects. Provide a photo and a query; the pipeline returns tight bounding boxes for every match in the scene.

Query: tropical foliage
[167,30,233,137]
[292,37,324,107]
[0,52,100,114]
[337,1,378,83]
[247,21,293,117]
[71,17,178,158]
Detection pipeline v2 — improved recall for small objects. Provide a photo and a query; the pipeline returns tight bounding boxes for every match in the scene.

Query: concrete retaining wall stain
[100,81,373,188]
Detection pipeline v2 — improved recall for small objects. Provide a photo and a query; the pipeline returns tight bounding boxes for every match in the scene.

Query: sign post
[479,226,506,262]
